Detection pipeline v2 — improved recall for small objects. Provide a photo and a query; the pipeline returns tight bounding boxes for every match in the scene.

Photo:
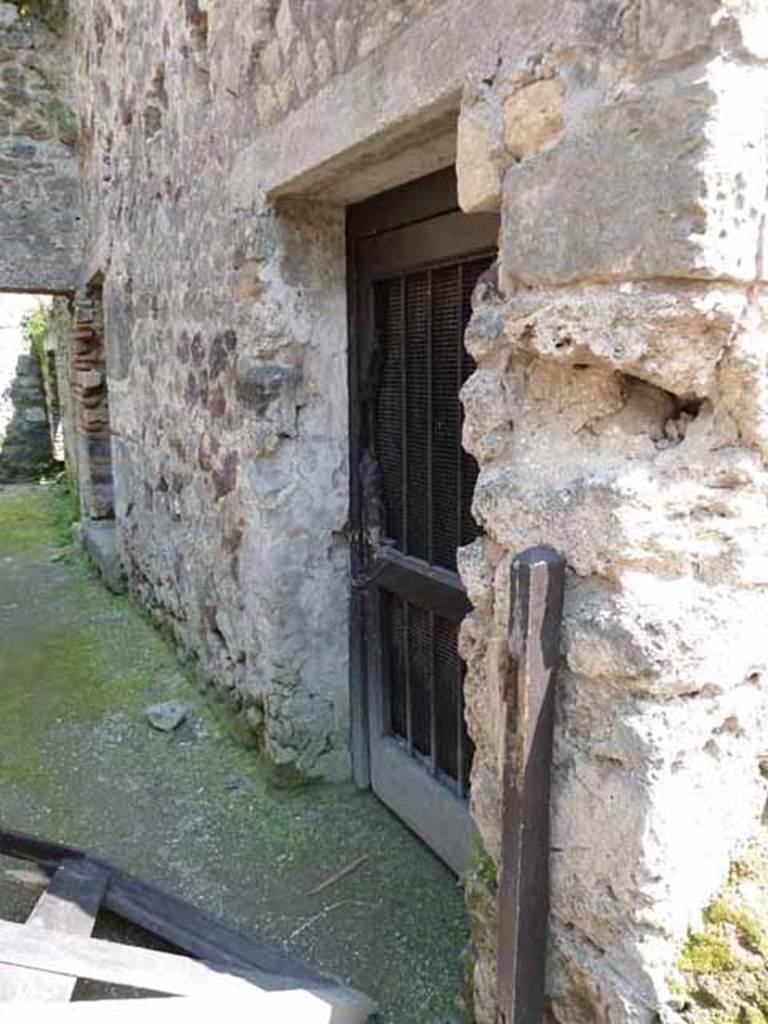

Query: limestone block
[473,438,768,587]
[718,301,768,462]
[457,536,496,615]
[275,0,295,52]
[564,574,768,697]
[461,365,516,465]
[501,283,744,400]
[502,60,768,287]
[503,77,564,159]
[457,106,501,214]
[464,301,506,361]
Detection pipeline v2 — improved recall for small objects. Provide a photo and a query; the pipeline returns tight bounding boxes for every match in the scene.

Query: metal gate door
[349,171,499,873]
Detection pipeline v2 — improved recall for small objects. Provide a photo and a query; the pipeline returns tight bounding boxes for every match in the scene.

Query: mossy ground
[0,483,469,1021]
[672,841,768,1023]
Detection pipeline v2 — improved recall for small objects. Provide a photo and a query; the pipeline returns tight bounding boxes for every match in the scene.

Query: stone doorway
[348,169,499,873]
[0,293,60,485]
[70,276,115,522]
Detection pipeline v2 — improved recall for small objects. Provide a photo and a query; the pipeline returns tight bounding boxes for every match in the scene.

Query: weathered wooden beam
[0,919,375,1021]
[366,547,471,622]
[0,992,369,1024]
[497,545,566,1024]
[0,861,107,1003]
[0,829,328,984]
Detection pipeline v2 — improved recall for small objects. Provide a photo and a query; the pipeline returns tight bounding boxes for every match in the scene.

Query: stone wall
[66,0,446,781]
[48,294,75,473]
[7,0,766,1020]
[455,4,768,1021]
[0,293,53,481]
[0,1,80,292]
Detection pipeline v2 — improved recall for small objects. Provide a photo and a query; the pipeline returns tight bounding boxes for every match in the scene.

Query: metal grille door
[374,256,490,798]
[349,173,499,873]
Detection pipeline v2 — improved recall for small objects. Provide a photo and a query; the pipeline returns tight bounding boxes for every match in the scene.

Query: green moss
[0,482,57,554]
[673,842,768,1023]
[0,483,471,1023]
[50,475,79,547]
[13,0,68,32]
[678,930,738,976]
[466,842,498,890]
[707,898,768,957]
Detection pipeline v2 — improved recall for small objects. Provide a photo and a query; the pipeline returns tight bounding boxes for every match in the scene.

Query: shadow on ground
[0,484,469,1022]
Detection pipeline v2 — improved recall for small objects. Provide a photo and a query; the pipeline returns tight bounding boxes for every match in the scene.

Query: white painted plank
[0,993,372,1024]
[0,862,107,1003]
[0,919,375,1022]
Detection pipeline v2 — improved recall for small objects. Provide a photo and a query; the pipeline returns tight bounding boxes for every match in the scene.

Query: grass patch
[50,474,80,547]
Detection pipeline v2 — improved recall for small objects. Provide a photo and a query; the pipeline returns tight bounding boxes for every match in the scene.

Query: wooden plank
[0,832,84,873]
[25,861,107,934]
[0,830,330,984]
[346,166,459,240]
[4,866,50,891]
[0,992,370,1024]
[497,545,565,1024]
[357,211,498,281]
[101,862,329,984]
[367,547,471,622]
[0,861,107,1003]
[0,920,375,1021]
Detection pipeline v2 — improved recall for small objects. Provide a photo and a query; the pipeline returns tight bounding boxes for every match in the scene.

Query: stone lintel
[233,0,517,204]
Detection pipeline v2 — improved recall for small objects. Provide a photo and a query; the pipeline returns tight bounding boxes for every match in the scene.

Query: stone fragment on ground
[146,701,189,733]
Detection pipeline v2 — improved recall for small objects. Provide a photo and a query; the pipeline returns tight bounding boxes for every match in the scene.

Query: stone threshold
[72,518,126,595]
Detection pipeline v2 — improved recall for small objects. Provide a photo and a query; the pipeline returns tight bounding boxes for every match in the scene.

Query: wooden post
[497,545,566,1024]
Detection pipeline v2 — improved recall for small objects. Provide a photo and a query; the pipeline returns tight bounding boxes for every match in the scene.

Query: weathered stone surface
[457,101,501,214]
[502,61,768,287]
[0,4,18,28]
[74,518,127,593]
[146,700,189,732]
[498,283,744,400]
[503,77,564,159]
[462,282,768,1020]
[0,8,80,291]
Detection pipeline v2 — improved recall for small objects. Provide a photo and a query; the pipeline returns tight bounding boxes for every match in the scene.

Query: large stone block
[503,77,564,159]
[502,60,768,287]
[718,299,768,461]
[472,434,768,586]
[500,282,744,400]
[457,100,502,214]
